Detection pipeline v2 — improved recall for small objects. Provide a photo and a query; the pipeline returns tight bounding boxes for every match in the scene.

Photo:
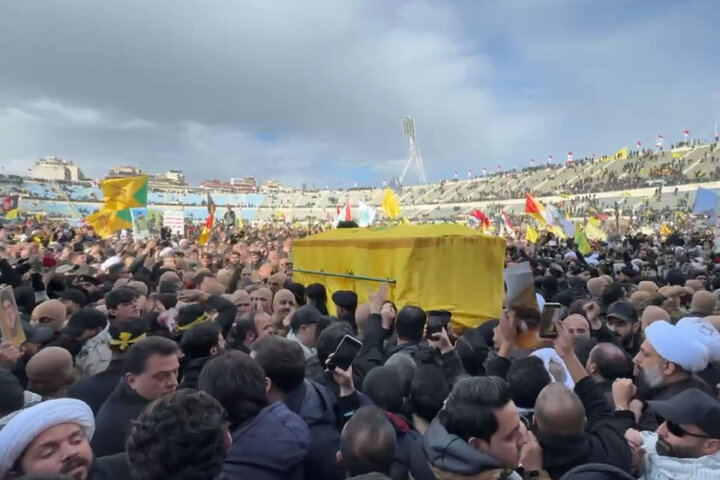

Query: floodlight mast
[399,116,427,185]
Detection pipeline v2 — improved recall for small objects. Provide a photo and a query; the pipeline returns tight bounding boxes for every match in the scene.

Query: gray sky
[1,0,718,187]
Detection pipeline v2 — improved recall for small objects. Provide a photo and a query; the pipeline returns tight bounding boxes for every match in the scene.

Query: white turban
[676,317,720,363]
[0,399,94,477]
[645,320,709,372]
[101,255,123,272]
[531,348,575,390]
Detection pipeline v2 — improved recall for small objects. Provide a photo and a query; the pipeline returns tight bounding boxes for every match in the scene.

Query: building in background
[30,157,87,182]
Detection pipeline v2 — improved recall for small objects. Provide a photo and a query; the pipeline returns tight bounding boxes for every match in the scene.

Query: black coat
[223,401,309,480]
[284,379,346,480]
[637,374,714,431]
[68,358,124,415]
[179,356,210,391]
[92,380,150,457]
[93,453,134,480]
[536,377,633,479]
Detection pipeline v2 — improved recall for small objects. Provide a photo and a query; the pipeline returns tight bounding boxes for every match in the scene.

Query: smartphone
[327,335,363,371]
[426,310,452,339]
[539,302,562,338]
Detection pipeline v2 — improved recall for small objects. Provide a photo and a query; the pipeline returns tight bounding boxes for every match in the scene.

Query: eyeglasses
[666,420,713,439]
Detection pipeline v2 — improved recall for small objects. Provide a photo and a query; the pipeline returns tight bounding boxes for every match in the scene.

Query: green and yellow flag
[574,223,592,255]
[87,176,148,238]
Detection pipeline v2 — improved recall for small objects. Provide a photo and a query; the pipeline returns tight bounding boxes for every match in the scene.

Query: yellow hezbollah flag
[672,152,683,158]
[293,224,505,328]
[86,209,129,238]
[526,224,539,243]
[381,189,401,220]
[614,147,628,160]
[660,223,672,236]
[101,176,148,211]
[585,222,607,242]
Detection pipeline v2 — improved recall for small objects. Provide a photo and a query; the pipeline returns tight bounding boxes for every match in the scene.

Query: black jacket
[93,453,134,480]
[284,379,346,480]
[223,401,309,480]
[536,377,632,479]
[92,380,150,457]
[386,412,421,480]
[637,374,714,431]
[179,356,211,390]
[68,358,124,415]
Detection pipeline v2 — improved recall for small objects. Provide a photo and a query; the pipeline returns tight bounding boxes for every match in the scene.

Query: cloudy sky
[1,0,718,188]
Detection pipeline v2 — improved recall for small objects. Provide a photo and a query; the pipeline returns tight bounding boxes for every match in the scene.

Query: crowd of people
[0,220,719,480]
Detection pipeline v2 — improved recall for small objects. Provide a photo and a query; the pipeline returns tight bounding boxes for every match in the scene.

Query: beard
[60,453,93,480]
[656,436,702,459]
[636,366,665,390]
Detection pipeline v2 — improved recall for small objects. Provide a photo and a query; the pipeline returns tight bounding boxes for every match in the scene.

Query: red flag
[548,155,553,163]
[336,205,341,215]
[656,135,664,147]
[684,129,690,138]
[497,164,501,171]
[470,209,491,228]
[566,152,573,165]
[344,199,352,221]
[482,167,488,175]
[636,141,642,148]
[530,158,535,165]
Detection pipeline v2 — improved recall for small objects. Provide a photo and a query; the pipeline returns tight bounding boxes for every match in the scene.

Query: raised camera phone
[327,335,363,371]
[426,310,452,338]
[539,302,562,338]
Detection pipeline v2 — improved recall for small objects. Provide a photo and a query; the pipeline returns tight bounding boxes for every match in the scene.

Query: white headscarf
[531,348,575,390]
[0,399,94,477]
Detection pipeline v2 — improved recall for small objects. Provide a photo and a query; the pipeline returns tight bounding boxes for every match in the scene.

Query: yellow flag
[526,224,539,243]
[381,189,401,220]
[660,223,672,236]
[398,216,410,225]
[548,225,566,239]
[574,224,592,255]
[101,176,148,211]
[672,152,683,158]
[614,147,628,160]
[587,216,601,227]
[86,208,124,238]
[585,222,607,241]
[237,216,244,228]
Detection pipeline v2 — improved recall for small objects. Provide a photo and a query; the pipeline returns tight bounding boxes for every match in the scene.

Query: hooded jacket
[285,379,346,480]
[409,418,528,480]
[223,401,310,480]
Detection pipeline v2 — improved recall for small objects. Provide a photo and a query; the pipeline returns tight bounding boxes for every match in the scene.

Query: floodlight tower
[399,116,427,184]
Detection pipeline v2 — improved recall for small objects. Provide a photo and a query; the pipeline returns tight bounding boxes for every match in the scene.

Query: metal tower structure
[399,116,427,184]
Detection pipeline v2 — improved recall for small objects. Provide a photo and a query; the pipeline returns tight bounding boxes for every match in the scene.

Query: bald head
[251,287,273,314]
[339,406,397,477]
[273,289,296,319]
[562,314,591,340]
[641,305,670,331]
[587,278,605,298]
[534,383,585,435]
[587,342,630,381]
